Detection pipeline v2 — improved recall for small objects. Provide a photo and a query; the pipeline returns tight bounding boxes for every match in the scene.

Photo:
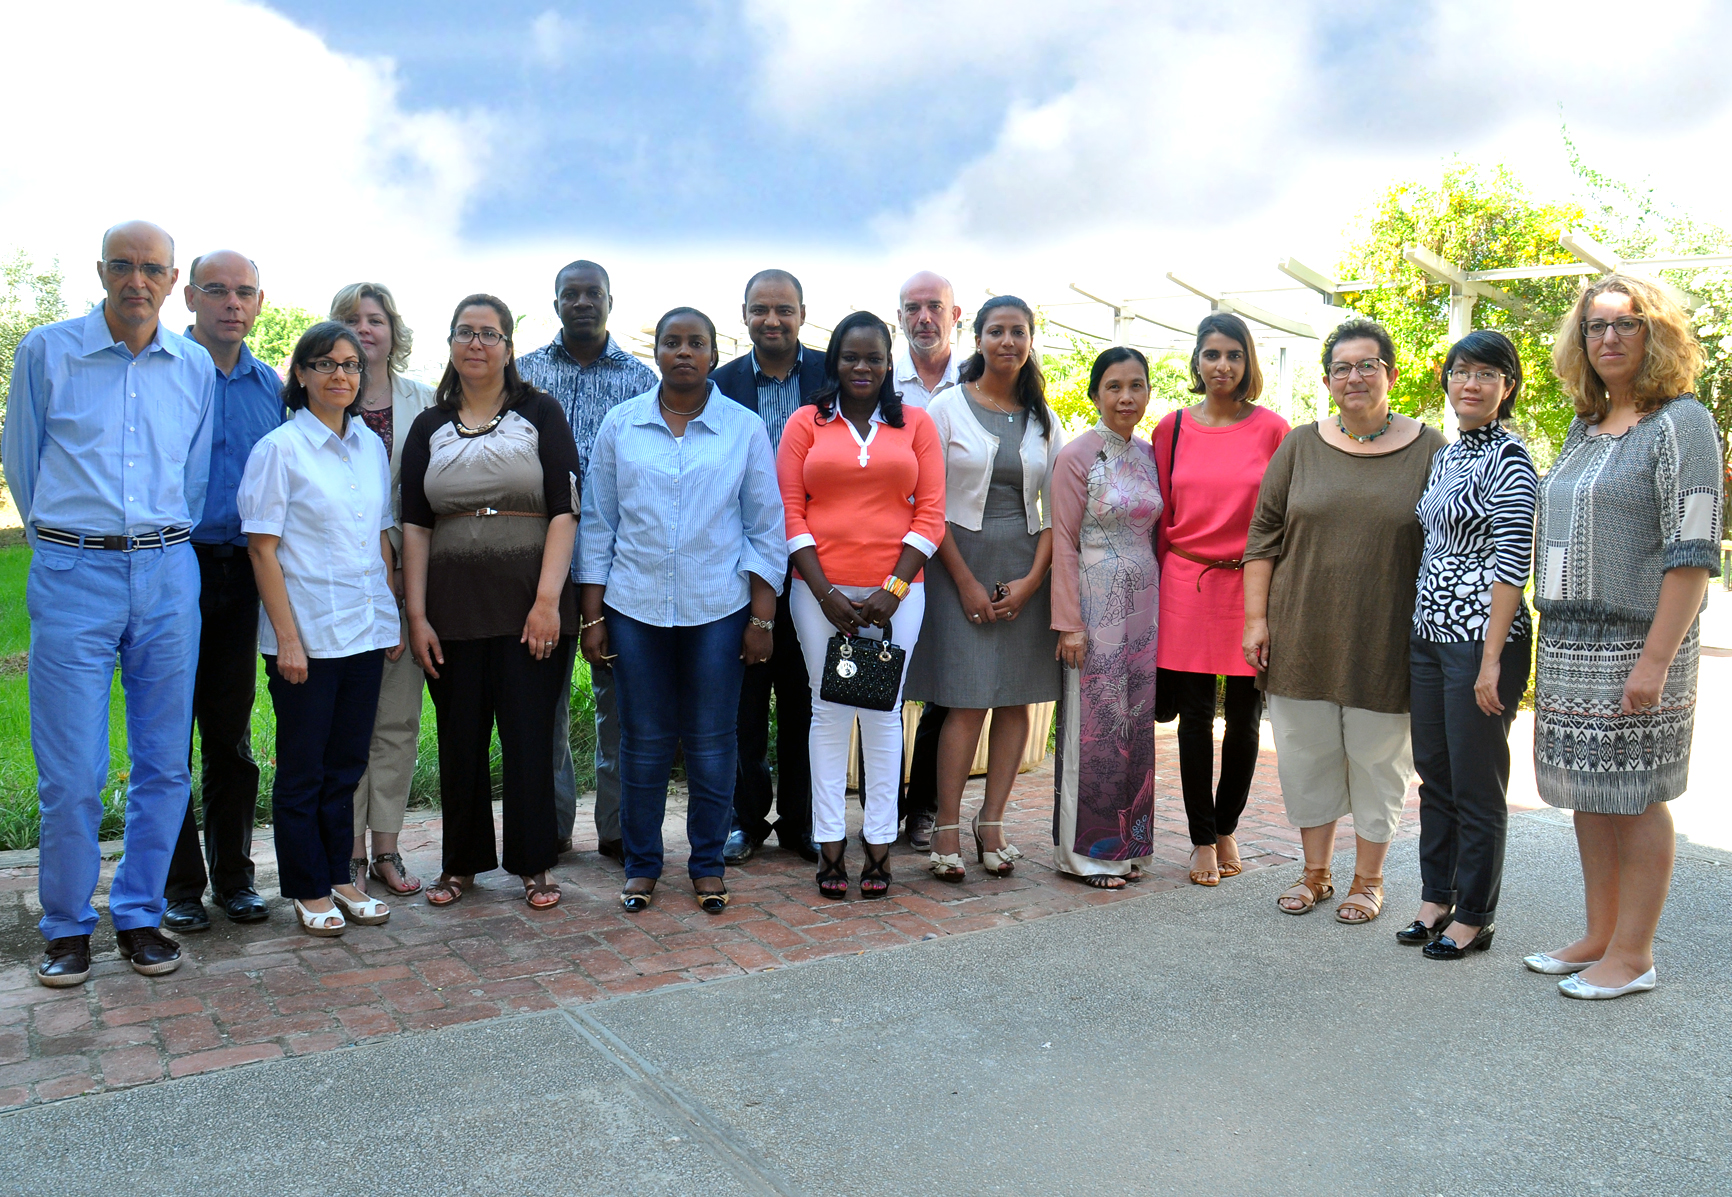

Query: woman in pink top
[1152,313,1290,886]
[780,312,947,900]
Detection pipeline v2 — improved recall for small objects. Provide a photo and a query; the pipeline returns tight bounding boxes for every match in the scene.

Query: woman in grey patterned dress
[1529,274,1722,1000]
[905,296,1062,881]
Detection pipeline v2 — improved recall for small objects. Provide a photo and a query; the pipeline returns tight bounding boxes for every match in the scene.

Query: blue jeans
[607,605,746,881]
[27,540,200,938]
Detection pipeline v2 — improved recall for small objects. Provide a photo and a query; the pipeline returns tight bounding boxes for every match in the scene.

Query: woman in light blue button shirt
[239,322,402,937]
[578,307,787,914]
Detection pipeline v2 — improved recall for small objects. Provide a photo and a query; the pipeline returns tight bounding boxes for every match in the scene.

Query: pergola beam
[1165,271,1318,339]
[1402,246,1534,319]
[1561,229,1701,308]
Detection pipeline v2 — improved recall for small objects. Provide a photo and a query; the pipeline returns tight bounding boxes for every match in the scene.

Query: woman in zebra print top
[1399,330,1538,961]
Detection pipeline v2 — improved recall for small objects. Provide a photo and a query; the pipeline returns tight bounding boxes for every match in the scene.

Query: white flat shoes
[1558,967,1657,1000]
[1523,951,1600,976]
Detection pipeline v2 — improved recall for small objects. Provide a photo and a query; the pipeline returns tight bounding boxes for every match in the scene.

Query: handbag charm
[821,622,905,711]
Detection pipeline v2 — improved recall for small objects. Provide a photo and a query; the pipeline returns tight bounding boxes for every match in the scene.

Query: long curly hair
[329,281,414,375]
[1552,273,1703,421]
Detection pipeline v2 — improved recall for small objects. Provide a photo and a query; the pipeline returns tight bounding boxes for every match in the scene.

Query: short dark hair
[1088,346,1150,399]
[1442,328,1523,420]
[433,293,543,412]
[1188,312,1263,402]
[653,307,721,372]
[282,321,367,416]
[744,269,803,305]
[958,295,1054,441]
[1322,317,1396,373]
[555,259,610,293]
[810,311,904,428]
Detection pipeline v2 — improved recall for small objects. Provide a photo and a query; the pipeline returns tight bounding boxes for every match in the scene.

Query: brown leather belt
[435,508,544,521]
[1167,544,1243,590]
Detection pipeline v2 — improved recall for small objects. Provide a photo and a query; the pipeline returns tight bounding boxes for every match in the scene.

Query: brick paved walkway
[0,723,1434,1110]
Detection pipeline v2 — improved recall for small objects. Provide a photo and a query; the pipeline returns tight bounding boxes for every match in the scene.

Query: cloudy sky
[6,0,1731,367]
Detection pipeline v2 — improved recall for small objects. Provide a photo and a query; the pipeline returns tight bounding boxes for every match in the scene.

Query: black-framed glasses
[306,358,363,375]
[451,327,507,346]
[1581,316,1645,340]
[1327,357,1388,380]
[191,283,259,302]
[1446,367,1506,386]
[103,259,171,281]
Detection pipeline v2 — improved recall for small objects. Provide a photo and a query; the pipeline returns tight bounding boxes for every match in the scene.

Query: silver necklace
[972,381,1016,423]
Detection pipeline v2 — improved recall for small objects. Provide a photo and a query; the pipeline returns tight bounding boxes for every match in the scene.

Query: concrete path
[4,813,1727,1195]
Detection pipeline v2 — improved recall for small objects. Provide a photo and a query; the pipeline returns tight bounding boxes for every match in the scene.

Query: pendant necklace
[973,382,1016,423]
[1337,411,1393,444]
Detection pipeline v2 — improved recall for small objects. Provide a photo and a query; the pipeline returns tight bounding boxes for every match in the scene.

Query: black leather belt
[36,526,192,552]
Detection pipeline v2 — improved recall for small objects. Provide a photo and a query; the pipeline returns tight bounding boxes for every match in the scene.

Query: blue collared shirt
[3,305,215,545]
[189,333,286,546]
[579,382,787,627]
[750,348,808,454]
[516,333,658,479]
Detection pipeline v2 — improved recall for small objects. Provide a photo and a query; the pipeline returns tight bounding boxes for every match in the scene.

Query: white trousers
[790,581,924,846]
[1266,694,1414,844]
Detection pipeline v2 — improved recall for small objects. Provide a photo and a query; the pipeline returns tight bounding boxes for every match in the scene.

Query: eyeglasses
[191,283,259,302]
[1327,358,1388,380]
[103,259,171,281]
[1581,316,1645,340]
[1446,368,1506,386]
[306,358,363,375]
[451,327,507,346]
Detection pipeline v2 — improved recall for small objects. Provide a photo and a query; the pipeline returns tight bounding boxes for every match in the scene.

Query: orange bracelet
[880,574,911,599]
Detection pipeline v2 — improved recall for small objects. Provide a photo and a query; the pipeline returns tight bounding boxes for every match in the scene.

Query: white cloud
[2,0,495,366]
[528,9,583,70]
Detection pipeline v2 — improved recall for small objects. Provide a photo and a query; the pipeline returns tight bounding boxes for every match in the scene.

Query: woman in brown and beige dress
[1243,318,1446,926]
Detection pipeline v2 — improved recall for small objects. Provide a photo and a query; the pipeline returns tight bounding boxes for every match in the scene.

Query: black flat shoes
[1395,907,1454,945]
[1424,924,1496,960]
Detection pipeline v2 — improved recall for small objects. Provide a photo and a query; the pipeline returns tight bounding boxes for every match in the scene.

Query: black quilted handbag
[819,622,906,711]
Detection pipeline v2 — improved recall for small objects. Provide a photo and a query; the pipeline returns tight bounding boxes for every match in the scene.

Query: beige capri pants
[352,609,426,837]
[1266,694,1414,844]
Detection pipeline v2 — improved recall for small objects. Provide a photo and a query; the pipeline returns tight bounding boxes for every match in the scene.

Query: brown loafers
[116,926,183,976]
[36,935,91,988]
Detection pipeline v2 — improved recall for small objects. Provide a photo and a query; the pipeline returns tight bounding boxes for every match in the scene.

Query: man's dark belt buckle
[101,535,133,552]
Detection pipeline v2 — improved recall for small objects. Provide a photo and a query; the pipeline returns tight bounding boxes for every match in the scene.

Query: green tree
[0,252,69,495]
[245,300,321,373]
[1040,330,1192,437]
[1334,160,1588,462]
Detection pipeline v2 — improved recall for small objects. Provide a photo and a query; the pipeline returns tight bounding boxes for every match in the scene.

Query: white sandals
[928,823,966,882]
[294,899,346,937]
[972,815,1022,876]
[331,887,391,926]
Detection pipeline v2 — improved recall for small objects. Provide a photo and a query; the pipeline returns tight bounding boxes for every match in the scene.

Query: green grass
[0,542,601,850]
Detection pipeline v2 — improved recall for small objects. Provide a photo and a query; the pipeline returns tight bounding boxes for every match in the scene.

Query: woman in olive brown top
[401,293,582,911]
[1243,319,1446,926]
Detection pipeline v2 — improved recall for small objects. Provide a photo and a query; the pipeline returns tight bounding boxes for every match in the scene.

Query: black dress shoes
[779,829,820,863]
[722,829,759,865]
[36,936,91,988]
[116,926,183,976]
[1395,907,1453,945]
[220,888,269,923]
[1424,924,1496,960]
[556,837,574,855]
[596,838,624,863]
[164,899,212,932]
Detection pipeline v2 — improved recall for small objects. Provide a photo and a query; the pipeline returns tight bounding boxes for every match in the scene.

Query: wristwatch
[749,616,775,632]
[880,575,911,599]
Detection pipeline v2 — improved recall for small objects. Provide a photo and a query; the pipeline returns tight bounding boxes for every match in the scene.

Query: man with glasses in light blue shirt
[2,220,216,988]
[162,250,284,934]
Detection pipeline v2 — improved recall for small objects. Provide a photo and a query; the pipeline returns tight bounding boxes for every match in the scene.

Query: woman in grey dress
[1528,274,1722,1000]
[906,296,1063,881]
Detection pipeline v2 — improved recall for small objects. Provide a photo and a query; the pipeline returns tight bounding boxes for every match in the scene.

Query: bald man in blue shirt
[2,220,216,988]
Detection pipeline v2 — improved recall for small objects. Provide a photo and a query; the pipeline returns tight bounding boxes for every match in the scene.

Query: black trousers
[266,650,383,901]
[1410,636,1530,925]
[732,585,812,843]
[1159,669,1262,846]
[900,703,948,823]
[426,635,571,878]
[166,545,262,902]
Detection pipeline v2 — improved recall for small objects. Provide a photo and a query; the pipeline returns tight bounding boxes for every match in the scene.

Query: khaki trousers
[352,614,426,837]
[1266,694,1413,844]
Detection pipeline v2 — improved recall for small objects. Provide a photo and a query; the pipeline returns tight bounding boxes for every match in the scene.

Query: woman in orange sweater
[779,311,948,899]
